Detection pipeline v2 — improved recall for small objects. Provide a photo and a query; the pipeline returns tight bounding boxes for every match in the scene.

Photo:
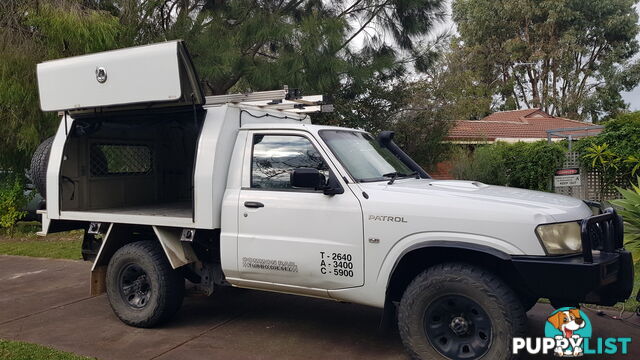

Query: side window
[251,134,329,190]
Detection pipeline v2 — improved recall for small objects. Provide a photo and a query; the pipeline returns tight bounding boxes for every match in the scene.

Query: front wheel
[106,241,184,328]
[398,263,527,360]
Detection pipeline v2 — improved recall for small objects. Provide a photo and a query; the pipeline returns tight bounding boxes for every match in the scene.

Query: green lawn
[0,222,82,260]
[0,339,91,360]
[0,238,82,260]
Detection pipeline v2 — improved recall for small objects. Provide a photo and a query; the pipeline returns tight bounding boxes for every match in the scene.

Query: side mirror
[290,168,344,195]
[323,173,344,195]
[291,168,325,189]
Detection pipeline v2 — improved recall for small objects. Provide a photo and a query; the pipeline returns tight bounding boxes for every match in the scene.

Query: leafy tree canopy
[0,0,448,172]
[93,0,447,94]
[0,0,122,171]
[452,0,640,122]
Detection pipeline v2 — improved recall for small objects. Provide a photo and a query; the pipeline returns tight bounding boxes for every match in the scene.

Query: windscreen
[319,130,413,182]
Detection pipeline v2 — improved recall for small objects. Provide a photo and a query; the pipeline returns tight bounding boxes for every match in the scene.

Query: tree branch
[335,0,391,53]
[338,0,367,18]
[513,72,531,108]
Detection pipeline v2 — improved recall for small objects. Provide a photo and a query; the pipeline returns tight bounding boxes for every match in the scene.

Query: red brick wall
[430,161,455,180]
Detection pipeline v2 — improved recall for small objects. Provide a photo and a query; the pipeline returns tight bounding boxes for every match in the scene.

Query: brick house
[430,109,602,179]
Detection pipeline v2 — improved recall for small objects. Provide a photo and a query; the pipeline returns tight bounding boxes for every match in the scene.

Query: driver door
[236,130,364,290]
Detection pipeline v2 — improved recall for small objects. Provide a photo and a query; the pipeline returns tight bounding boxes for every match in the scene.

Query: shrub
[611,177,640,263]
[503,141,567,191]
[0,173,29,230]
[452,143,509,185]
[576,111,640,181]
[452,141,566,191]
[581,143,623,199]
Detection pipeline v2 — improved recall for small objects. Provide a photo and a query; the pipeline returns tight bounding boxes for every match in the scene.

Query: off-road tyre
[106,240,184,328]
[30,137,54,198]
[398,262,527,360]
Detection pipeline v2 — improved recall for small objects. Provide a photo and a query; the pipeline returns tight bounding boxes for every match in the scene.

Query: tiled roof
[481,108,545,122]
[448,109,601,140]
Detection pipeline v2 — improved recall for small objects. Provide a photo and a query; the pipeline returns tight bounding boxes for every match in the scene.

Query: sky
[621,3,640,110]
[433,2,640,111]
[622,82,640,111]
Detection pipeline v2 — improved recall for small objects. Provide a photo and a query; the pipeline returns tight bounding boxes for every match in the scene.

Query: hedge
[452,141,566,191]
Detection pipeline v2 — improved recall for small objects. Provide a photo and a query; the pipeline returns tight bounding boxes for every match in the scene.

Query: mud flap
[90,224,129,296]
[152,226,198,269]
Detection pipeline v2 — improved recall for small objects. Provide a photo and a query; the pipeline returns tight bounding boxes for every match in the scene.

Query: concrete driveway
[0,255,638,359]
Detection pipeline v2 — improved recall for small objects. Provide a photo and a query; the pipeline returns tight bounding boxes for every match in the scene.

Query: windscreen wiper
[383,171,419,185]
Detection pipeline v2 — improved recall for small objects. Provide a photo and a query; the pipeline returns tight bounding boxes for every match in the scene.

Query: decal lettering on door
[242,257,299,273]
[319,251,354,277]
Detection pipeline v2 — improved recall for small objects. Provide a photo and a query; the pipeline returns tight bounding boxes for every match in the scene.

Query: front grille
[587,223,604,250]
[580,207,623,263]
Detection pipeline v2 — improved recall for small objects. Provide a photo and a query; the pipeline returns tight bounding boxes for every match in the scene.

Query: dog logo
[544,307,592,357]
[513,306,631,356]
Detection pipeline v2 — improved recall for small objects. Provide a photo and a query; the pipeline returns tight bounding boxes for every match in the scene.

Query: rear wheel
[398,263,527,360]
[106,241,184,328]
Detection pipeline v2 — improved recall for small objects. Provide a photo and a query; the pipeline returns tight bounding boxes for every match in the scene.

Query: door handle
[244,201,264,208]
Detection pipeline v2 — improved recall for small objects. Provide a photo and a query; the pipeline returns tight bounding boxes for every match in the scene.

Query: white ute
[33,41,634,360]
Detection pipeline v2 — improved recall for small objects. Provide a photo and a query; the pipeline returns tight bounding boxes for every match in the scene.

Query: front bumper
[512,250,633,306]
[511,206,634,306]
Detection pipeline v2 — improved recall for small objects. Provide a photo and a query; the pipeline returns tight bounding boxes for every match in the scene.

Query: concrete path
[0,255,638,359]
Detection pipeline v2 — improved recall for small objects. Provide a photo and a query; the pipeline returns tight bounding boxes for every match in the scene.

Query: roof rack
[204,86,334,114]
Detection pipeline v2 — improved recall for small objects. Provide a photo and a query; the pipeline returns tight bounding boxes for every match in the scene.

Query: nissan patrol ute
[32,41,634,360]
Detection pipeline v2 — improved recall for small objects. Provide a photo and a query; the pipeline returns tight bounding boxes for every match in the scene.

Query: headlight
[535,222,582,255]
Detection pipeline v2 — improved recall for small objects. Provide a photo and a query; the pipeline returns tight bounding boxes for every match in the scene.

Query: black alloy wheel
[424,295,492,359]
[398,262,527,360]
[118,263,152,309]
[106,240,184,328]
